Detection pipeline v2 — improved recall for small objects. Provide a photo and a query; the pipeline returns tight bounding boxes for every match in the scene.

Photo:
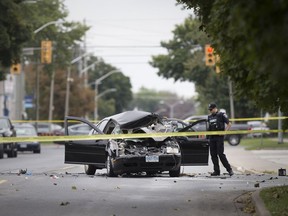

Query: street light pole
[64,53,91,117]
[32,21,62,126]
[160,100,184,118]
[34,21,63,34]
[93,70,120,120]
[79,60,99,87]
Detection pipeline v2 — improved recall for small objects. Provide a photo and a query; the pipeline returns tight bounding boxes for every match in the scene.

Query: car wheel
[227,135,240,146]
[13,149,17,157]
[7,145,17,158]
[169,167,180,177]
[84,165,96,175]
[33,148,41,154]
[0,145,4,159]
[106,155,117,177]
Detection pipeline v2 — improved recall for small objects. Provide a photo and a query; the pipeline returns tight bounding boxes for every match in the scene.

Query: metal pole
[48,69,55,123]
[170,105,173,118]
[228,77,235,123]
[64,66,71,117]
[94,80,98,120]
[35,59,39,130]
[278,107,283,144]
[34,21,63,34]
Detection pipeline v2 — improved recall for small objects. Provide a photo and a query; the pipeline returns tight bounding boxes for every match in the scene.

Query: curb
[252,189,271,216]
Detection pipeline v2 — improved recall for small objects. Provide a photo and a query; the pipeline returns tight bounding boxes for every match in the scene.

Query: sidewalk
[225,144,288,216]
[225,144,288,174]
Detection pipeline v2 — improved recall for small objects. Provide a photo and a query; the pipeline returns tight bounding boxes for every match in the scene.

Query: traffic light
[205,44,215,66]
[10,63,21,74]
[41,40,52,64]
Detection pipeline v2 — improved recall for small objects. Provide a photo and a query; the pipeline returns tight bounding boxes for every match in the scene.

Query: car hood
[106,111,161,130]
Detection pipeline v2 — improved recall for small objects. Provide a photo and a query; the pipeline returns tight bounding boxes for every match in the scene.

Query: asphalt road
[0,144,286,216]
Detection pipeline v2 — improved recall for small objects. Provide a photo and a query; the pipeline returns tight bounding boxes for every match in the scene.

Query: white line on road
[0,180,7,184]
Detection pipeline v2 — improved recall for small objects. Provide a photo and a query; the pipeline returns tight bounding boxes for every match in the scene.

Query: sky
[64,0,196,98]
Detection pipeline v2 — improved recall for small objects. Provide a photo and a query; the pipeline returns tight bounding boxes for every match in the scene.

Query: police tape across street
[0,129,284,143]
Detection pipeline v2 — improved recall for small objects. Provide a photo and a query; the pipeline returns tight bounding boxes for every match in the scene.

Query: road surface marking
[0,180,7,184]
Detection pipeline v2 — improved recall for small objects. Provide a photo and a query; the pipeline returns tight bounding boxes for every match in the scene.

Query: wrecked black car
[64,111,209,177]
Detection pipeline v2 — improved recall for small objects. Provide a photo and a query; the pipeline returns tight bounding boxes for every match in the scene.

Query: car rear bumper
[112,154,181,175]
[17,142,40,152]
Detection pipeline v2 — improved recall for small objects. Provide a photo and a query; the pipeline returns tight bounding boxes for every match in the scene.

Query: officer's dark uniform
[208,104,233,176]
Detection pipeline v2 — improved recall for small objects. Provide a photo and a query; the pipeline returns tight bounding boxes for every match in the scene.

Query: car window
[96,119,108,132]
[0,119,9,128]
[75,125,91,131]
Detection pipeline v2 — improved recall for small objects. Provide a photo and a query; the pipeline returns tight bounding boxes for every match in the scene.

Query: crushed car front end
[107,131,181,176]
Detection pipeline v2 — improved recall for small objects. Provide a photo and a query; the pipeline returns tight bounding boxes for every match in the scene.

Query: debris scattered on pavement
[50,174,59,179]
[18,169,27,175]
[71,186,77,190]
[60,201,70,206]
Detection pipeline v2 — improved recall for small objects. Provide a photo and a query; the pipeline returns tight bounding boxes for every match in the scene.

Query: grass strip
[260,186,288,216]
[239,137,288,150]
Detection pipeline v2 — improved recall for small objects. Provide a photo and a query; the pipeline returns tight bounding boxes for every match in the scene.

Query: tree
[150,16,259,117]
[0,0,32,78]
[130,87,196,119]
[21,0,91,120]
[177,0,288,128]
[87,56,133,119]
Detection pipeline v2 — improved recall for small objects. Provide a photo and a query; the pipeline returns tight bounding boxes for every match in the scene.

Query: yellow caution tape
[0,129,285,143]
[185,116,288,122]
[11,116,288,124]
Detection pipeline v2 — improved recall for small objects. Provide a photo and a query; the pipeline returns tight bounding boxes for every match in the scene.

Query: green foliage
[0,0,32,71]
[260,186,288,216]
[177,0,288,128]
[150,16,259,117]
[87,56,133,119]
[130,87,177,112]
[129,87,197,119]
[240,137,288,150]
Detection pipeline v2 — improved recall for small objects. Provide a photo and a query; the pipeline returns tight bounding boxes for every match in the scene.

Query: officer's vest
[208,112,225,131]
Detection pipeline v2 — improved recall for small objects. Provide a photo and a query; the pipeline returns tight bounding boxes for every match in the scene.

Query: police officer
[207,103,234,176]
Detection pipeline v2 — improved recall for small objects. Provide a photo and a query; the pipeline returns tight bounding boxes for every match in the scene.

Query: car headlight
[166,146,179,154]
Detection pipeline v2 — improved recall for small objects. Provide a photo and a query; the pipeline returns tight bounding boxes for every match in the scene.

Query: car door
[177,119,209,166]
[64,116,108,168]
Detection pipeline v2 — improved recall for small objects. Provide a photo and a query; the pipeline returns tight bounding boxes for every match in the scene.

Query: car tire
[169,167,180,177]
[227,135,240,146]
[33,148,41,154]
[7,144,17,158]
[0,145,4,159]
[84,165,96,175]
[106,155,117,177]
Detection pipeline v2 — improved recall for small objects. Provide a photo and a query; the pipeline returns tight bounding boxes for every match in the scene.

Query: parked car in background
[247,121,270,137]
[184,115,250,146]
[64,111,209,177]
[14,123,41,154]
[59,123,93,136]
[34,122,63,136]
[0,117,17,159]
[54,123,93,145]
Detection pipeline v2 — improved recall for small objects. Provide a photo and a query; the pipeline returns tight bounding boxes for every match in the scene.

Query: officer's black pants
[209,136,232,173]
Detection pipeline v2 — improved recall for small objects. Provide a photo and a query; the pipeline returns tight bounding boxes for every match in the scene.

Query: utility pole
[228,76,235,123]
